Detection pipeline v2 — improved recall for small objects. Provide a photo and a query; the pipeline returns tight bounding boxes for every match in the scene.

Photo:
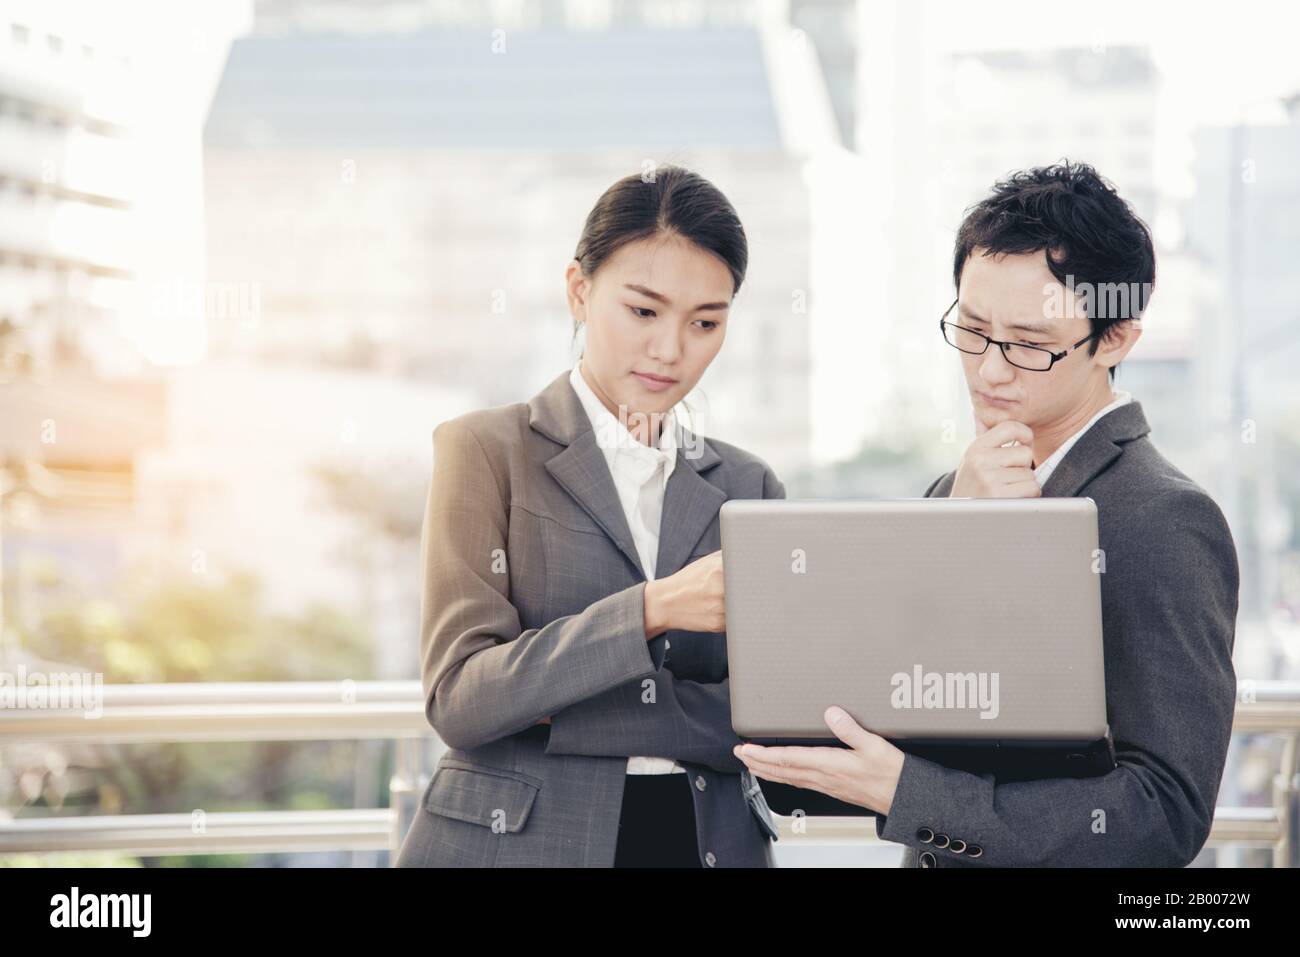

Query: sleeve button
[933,832,950,849]
[950,839,967,854]
[967,844,983,859]
[919,851,937,867]
[916,827,935,843]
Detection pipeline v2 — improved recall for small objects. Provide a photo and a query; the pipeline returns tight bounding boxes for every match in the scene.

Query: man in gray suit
[735,162,1239,867]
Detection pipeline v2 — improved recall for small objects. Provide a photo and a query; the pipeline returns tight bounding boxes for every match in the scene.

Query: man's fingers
[985,444,1035,469]
[976,419,1033,449]
[824,706,874,751]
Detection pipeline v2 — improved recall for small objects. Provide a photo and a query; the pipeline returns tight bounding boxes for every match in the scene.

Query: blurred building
[0,6,160,646]
[1185,96,1300,627]
[0,1,244,647]
[202,22,817,475]
[0,12,136,374]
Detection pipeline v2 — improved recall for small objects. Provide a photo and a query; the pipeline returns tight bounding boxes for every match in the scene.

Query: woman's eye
[628,305,655,319]
[695,319,719,330]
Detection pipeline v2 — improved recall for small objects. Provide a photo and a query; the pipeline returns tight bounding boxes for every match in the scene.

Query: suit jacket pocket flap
[425,760,541,833]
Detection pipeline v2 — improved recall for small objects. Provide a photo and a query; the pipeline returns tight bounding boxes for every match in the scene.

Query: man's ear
[565,259,589,322]
[1095,319,1142,372]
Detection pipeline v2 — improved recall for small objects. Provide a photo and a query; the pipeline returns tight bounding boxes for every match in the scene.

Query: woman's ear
[565,259,588,326]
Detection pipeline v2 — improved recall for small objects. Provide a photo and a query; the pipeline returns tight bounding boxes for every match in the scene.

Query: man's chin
[974,405,1030,433]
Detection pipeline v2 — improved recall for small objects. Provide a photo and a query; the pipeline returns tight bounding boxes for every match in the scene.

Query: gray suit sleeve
[923,471,952,497]
[543,464,787,774]
[419,419,667,752]
[873,488,1239,865]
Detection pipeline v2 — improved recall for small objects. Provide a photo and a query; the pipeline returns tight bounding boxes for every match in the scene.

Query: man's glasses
[938,298,1100,372]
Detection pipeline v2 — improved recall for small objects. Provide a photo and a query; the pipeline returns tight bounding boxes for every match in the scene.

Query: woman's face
[565,232,733,430]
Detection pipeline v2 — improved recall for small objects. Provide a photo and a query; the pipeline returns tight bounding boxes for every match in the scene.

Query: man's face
[953,248,1105,433]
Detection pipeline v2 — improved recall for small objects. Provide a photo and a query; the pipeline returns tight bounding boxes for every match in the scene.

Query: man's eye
[695,319,719,330]
[628,305,655,319]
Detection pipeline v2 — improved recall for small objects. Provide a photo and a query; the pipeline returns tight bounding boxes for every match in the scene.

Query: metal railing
[1,679,1296,865]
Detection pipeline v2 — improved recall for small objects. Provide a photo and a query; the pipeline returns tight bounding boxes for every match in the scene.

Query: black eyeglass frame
[938,298,1101,372]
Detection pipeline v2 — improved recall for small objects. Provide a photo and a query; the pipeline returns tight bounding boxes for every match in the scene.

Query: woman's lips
[632,372,677,392]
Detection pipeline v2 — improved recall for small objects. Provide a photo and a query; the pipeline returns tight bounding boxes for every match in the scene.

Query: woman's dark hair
[573,165,747,333]
[953,160,1155,362]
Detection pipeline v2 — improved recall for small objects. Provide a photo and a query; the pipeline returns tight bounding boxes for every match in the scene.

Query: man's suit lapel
[528,370,725,582]
[1037,402,1150,497]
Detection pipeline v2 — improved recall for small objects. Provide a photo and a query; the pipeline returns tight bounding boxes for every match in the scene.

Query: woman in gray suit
[394,165,784,868]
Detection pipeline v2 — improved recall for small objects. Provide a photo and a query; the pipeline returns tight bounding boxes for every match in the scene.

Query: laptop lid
[720,498,1107,747]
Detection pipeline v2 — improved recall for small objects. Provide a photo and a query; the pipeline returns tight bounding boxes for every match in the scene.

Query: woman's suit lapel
[528,370,727,582]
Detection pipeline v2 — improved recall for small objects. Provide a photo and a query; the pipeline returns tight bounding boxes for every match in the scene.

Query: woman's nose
[648,325,683,363]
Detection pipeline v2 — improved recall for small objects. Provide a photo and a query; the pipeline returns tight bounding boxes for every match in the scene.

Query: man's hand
[950,420,1041,498]
[733,707,906,815]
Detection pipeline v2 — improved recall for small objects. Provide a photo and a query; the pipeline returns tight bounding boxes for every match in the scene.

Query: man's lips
[975,391,1018,407]
[633,372,677,383]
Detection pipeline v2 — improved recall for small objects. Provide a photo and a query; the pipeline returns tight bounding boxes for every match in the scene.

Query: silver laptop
[720,498,1108,749]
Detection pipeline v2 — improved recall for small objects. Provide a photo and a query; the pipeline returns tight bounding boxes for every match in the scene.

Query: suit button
[704,851,717,867]
[919,851,937,868]
[916,827,935,843]
[967,844,983,859]
[695,775,707,791]
[933,832,950,849]
[950,839,967,854]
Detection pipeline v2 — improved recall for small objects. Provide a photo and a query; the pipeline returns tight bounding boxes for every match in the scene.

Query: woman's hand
[643,549,725,638]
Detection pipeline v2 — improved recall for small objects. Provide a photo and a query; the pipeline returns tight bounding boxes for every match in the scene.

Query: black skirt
[613,772,702,868]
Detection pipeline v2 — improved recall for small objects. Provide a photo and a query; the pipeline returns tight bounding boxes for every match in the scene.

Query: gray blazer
[874,401,1239,866]
[394,368,783,867]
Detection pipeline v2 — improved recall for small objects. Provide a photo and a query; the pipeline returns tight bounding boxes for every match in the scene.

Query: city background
[1,0,1297,866]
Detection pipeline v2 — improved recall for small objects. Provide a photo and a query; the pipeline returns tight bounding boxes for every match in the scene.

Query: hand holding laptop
[735,706,906,816]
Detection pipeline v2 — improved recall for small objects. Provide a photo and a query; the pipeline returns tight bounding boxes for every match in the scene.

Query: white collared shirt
[1033,390,1132,488]
[568,360,686,775]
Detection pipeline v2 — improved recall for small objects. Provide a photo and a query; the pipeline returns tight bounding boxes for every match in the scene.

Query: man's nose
[978,346,1017,386]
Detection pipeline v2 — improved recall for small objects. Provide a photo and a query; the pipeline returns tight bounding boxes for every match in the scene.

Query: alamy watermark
[1044,276,1153,322]
[890,664,1000,719]
[591,405,707,461]
[0,665,104,718]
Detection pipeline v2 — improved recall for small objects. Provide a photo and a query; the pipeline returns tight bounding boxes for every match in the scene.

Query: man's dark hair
[953,161,1155,374]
